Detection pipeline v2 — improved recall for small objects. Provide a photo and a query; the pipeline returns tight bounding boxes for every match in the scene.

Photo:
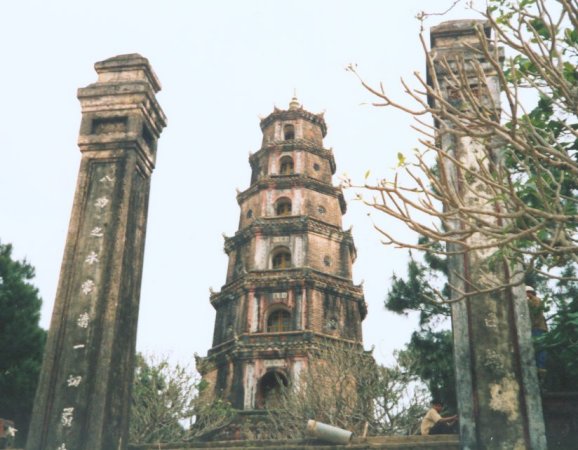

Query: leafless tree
[346,0,578,300]
[130,349,429,443]
[260,344,428,439]
[129,353,234,444]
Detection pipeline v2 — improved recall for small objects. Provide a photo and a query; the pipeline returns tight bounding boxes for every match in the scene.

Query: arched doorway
[257,370,289,409]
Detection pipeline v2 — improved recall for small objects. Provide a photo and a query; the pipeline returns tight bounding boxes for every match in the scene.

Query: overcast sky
[0,0,480,366]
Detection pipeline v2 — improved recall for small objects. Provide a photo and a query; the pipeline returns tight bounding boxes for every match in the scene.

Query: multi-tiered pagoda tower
[199,97,366,412]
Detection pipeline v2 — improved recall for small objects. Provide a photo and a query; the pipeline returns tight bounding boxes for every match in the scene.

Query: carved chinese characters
[55,164,118,449]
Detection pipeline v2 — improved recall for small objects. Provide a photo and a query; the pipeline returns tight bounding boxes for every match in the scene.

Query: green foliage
[374,0,578,419]
[495,0,578,268]
[0,242,46,445]
[396,331,456,411]
[387,261,449,327]
[387,240,578,399]
[536,266,578,391]
[491,1,578,388]
[352,0,578,291]
[385,238,456,410]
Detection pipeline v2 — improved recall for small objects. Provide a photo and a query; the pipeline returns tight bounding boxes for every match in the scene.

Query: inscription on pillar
[52,164,118,449]
[27,54,166,450]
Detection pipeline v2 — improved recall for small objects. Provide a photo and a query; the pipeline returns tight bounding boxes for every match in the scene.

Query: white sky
[0,0,479,366]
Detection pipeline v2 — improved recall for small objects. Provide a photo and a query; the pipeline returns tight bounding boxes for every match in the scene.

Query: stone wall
[129,435,460,450]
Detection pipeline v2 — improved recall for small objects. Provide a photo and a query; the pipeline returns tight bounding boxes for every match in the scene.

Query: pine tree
[385,238,457,411]
[386,236,578,399]
[0,242,46,445]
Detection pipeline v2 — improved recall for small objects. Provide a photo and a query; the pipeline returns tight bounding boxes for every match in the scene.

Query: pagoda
[198,97,367,413]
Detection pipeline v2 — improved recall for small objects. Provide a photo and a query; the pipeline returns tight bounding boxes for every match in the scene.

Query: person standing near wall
[526,286,548,382]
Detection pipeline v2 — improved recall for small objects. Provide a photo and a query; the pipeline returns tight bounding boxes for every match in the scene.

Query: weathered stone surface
[26,54,166,450]
[429,21,546,449]
[542,392,578,449]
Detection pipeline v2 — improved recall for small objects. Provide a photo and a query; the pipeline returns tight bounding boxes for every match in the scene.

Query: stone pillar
[27,54,166,450]
[429,21,547,449]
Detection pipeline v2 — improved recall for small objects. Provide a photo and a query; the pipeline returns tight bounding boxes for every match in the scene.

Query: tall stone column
[27,54,166,450]
[429,21,546,449]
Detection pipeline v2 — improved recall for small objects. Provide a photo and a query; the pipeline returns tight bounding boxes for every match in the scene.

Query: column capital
[94,53,162,92]
[430,19,490,50]
[77,53,167,171]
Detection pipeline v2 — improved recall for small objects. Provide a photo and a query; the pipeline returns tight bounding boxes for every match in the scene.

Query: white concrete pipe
[306,419,353,444]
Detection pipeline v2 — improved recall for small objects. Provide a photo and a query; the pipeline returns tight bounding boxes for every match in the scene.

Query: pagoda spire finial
[289,89,300,110]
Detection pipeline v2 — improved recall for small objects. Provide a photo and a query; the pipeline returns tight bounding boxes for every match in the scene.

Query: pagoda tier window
[279,156,294,175]
[267,308,291,332]
[275,197,292,216]
[272,247,291,269]
[283,124,295,140]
